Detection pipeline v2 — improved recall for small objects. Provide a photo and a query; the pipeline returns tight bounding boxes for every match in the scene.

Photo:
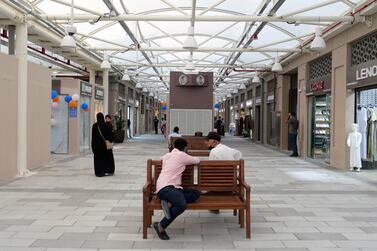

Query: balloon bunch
[51,90,59,109]
[64,93,90,112]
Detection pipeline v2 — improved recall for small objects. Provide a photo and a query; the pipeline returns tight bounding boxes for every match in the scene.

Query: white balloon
[51,118,57,126]
[72,93,80,101]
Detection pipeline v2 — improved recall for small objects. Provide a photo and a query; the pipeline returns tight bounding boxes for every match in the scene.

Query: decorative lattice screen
[351,32,377,66]
[309,54,332,80]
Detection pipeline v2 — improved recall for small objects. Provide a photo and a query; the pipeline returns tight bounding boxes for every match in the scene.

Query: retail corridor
[0,136,375,250]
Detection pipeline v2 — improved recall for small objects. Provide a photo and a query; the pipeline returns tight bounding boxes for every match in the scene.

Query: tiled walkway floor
[1,135,377,251]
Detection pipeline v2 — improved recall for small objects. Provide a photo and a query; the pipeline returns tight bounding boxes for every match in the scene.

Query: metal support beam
[36,14,356,23]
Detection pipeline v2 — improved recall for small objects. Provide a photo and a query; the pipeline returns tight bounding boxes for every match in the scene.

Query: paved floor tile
[0,134,376,250]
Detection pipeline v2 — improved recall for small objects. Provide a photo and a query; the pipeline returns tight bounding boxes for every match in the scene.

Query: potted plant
[113,110,126,143]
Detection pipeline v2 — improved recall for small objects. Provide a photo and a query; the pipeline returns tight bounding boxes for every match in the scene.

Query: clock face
[178,74,188,85]
[196,75,205,86]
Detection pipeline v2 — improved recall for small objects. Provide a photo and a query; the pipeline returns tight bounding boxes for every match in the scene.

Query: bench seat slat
[149,195,245,210]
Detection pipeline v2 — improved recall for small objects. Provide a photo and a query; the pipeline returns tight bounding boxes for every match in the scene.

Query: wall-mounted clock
[196,74,205,86]
[178,74,188,86]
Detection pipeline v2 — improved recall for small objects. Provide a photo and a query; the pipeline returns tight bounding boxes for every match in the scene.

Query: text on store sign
[310,81,325,91]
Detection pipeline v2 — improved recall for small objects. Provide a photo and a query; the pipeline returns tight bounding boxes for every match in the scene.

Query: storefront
[307,54,332,163]
[254,85,262,142]
[266,79,278,146]
[79,81,92,153]
[348,31,377,169]
[94,86,104,116]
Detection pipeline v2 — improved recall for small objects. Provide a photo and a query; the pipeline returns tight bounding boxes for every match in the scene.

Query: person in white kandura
[347,123,362,172]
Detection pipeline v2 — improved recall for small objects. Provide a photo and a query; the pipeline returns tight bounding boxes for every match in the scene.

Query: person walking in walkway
[105,114,113,131]
[153,138,200,240]
[127,119,132,138]
[91,113,115,177]
[167,126,182,150]
[286,112,299,157]
[153,116,159,134]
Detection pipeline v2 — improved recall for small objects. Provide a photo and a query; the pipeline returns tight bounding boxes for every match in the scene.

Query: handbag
[98,126,113,150]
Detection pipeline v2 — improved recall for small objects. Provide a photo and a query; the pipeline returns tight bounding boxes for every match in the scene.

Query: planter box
[114,130,125,143]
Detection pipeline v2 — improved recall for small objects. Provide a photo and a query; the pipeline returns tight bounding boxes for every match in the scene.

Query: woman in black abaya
[91,113,115,177]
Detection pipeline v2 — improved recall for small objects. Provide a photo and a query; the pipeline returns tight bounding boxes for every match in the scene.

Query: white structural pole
[37,14,356,23]
[89,69,96,124]
[15,22,31,177]
[103,69,109,115]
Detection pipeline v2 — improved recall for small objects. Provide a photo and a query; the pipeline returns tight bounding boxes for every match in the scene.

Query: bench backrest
[170,136,208,151]
[146,159,244,195]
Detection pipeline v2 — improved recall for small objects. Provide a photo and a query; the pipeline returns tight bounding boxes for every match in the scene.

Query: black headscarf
[96,112,106,129]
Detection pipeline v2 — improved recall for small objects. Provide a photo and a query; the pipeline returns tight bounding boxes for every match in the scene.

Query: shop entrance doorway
[310,94,331,162]
[255,105,261,142]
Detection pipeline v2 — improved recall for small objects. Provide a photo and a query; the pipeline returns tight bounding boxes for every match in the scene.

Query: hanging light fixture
[100,54,111,69]
[185,54,195,71]
[232,88,238,94]
[252,74,260,83]
[227,93,232,98]
[239,83,246,90]
[142,87,148,93]
[149,92,154,97]
[135,82,143,89]
[310,27,326,51]
[60,0,77,48]
[183,26,198,50]
[271,56,283,72]
[122,69,130,81]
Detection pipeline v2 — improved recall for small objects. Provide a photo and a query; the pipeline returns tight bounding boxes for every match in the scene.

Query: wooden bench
[142,159,251,239]
[169,136,209,156]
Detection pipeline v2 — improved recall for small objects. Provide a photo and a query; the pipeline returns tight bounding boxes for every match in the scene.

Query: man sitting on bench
[153,138,201,240]
[205,131,242,214]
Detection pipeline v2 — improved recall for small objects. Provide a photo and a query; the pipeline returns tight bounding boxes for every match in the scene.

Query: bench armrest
[143,181,152,196]
[240,180,251,203]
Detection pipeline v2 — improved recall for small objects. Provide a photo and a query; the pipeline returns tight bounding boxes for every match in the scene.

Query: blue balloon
[64,95,72,103]
[162,105,167,111]
[51,90,58,99]
[81,103,89,110]
[214,103,220,109]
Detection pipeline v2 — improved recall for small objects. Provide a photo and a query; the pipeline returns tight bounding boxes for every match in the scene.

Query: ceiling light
[218,82,226,87]
[185,61,195,71]
[149,92,154,97]
[142,87,148,93]
[60,35,76,48]
[252,74,260,83]
[100,55,111,69]
[135,82,143,89]
[122,69,130,81]
[310,27,326,51]
[227,93,232,98]
[271,56,283,72]
[232,89,238,94]
[183,26,198,50]
[239,83,246,90]
[222,97,226,101]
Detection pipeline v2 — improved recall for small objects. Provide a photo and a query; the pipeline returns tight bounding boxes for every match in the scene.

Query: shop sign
[267,95,274,102]
[135,100,140,107]
[240,103,244,108]
[95,87,104,100]
[69,107,77,118]
[356,65,377,81]
[230,106,233,110]
[310,80,325,91]
[246,99,253,107]
[255,97,261,104]
[80,82,92,96]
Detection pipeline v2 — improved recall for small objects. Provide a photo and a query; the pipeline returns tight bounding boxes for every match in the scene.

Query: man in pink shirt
[153,138,200,240]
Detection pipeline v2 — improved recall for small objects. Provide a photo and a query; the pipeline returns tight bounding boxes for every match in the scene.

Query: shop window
[240,93,245,102]
[119,84,125,98]
[235,95,239,104]
[247,90,253,99]
[231,98,234,105]
[267,80,274,95]
[309,54,332,80]
[128,87,134,99]
[351,31,377,66]
[256,88,260,97]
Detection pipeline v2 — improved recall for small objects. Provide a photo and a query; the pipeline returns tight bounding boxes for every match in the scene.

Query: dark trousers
[154,124,158,134]
[157,186,200,229]
[288,133,298,156]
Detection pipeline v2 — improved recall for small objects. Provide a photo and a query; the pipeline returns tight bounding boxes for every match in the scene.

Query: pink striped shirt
[156,149,200,193]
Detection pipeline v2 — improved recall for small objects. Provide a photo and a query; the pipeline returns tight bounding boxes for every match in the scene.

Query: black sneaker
[209,210,220,214]
[152,222,170,240]
[161,200,171,220]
